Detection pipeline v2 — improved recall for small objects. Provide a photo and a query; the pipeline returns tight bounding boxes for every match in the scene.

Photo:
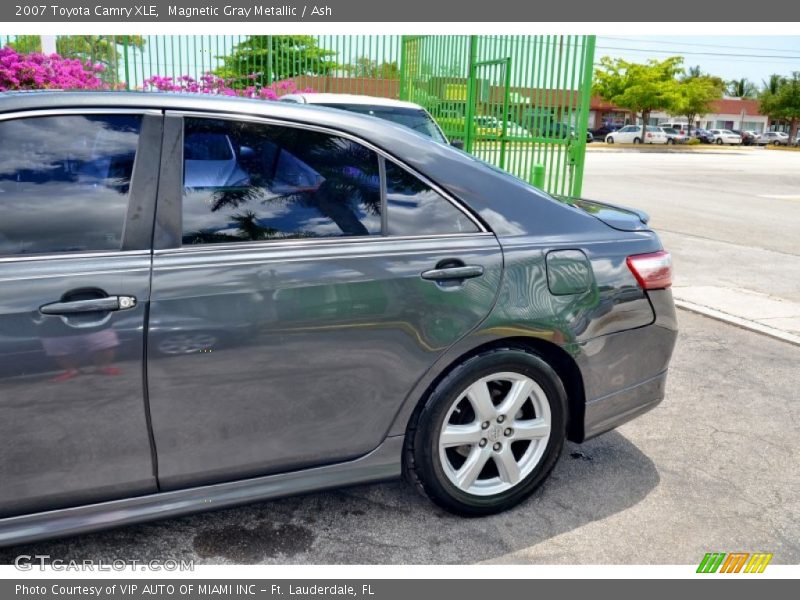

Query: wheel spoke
[465,380,496,422]
[497,378,534,418]
[494,449,521,485]
[440,424,483,448]
[456,446,492,489]
[514,418,550,440]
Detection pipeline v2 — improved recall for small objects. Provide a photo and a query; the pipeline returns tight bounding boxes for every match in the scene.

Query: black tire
[403,348,567,516]
[633,137,641,144]
[716,138,723,145]
[667,138,675,145]
[606,136,614,144]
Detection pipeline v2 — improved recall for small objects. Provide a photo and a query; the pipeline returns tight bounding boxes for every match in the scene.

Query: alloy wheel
[437,372,551,496]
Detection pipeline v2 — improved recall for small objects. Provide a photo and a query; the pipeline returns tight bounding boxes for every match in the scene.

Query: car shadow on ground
[0,431,658,565]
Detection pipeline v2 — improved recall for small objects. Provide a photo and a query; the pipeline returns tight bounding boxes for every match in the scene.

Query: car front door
[146,113,503,490]
[0,111,162,517]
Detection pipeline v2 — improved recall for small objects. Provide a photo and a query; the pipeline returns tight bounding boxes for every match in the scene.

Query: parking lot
[584,148,800,338]
[1,149,798,565]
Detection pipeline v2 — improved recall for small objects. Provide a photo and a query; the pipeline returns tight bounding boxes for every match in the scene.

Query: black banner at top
[2,0,799,22]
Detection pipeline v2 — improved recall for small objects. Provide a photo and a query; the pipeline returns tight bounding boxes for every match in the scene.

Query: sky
[595,36,800,86]
[4,34,798,91]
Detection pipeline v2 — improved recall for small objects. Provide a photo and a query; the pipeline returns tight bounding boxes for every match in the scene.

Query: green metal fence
[402,35,595,196]
[1,34,595,196]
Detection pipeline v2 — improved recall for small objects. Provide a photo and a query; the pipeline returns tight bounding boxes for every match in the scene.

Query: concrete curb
[675,299,800,347]
[586,145,758,154]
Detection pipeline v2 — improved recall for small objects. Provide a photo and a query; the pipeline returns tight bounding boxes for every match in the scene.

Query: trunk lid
[558,196,651,232]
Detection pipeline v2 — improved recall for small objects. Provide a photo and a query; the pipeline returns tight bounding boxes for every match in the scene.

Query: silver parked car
[661,127,688,145]
[757,131,790,146]
[0,92,677,545]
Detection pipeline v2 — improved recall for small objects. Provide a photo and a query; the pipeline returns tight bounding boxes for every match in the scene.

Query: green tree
[686,65,703,79]
[593,56,683,142]
[672,76,724,135]
[759,72,800,139]
[214,36,338,87]
[727,78,758,99]
[8,35,144,85]
[6,35,43,53]
[347,57,400,79]
[762,74,783,95]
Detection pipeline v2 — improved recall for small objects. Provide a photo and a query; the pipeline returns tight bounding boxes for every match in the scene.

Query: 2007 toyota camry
[0,92,676,545]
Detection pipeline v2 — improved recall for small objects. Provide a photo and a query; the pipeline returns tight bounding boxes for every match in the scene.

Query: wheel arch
[393,336,587,444]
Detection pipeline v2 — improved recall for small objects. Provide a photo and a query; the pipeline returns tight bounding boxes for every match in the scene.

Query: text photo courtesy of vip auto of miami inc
[0,1,799,593]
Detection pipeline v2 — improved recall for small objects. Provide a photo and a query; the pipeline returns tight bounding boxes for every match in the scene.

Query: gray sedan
[0,91,677,545]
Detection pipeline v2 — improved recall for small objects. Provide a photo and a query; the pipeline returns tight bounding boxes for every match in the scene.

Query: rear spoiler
[555,195,650,225]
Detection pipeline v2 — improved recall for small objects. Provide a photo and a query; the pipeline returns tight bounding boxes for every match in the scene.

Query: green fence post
[399,35,408,100]
[570,35,596,197]
[122,35,131,90]
[266,35,273,86]
[531,164,545,188]
[463,35,478,154]
[499,57,512,170]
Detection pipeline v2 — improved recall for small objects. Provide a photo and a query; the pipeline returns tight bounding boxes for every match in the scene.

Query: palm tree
[761,74,785,96]
[686,65,703,79]
[727,78,757,98]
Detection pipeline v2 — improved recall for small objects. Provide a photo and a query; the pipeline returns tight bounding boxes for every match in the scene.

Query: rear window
[318,103,447,144]
[181,117,382,244]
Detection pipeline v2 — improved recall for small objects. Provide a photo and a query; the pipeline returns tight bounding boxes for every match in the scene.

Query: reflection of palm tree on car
[185,120,384,240]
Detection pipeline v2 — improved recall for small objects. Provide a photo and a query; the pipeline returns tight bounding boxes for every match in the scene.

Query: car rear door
[145,113,503,490]
[0,110,162,517]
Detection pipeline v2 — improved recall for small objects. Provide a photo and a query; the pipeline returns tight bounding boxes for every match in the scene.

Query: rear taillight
[626,251,672,290]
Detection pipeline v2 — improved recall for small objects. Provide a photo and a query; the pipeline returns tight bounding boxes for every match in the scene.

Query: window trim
[159,110,488,251]
[0,108,161,260]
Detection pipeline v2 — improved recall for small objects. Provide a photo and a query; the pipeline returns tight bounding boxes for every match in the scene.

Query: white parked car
[708,129,742,145]
[757,131,790,146]
[605,125,668,144]
[659,122,689,135]
[278,93,454,146]
[503,122,532,137]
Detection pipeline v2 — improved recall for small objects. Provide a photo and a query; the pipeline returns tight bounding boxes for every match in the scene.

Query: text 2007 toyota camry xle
[0,92,676,545]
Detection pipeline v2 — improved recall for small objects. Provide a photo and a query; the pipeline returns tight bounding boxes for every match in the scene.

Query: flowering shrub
[142,73,314,100]
[0,46,314,100]
[0,46,107,91]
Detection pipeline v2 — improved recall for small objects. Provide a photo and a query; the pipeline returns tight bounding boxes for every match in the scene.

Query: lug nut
[478,439,487,447]
[497,415,505,423]
[481,421,490,429]
[493,442,502,451]
[504,428,513,437]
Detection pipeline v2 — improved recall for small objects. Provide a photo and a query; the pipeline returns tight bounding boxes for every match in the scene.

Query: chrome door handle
[40,295,137,315]
[421,265,484,281]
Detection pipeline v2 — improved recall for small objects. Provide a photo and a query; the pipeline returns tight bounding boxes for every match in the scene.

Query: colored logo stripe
[720,553,749,573]
[744,553,773,573]
[697,552,773,573]
[697,552,726,573]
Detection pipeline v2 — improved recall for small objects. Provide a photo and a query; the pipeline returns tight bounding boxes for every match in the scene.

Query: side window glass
[182,118,381,244]
[0,115,141,256]
[385,161,478,236]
